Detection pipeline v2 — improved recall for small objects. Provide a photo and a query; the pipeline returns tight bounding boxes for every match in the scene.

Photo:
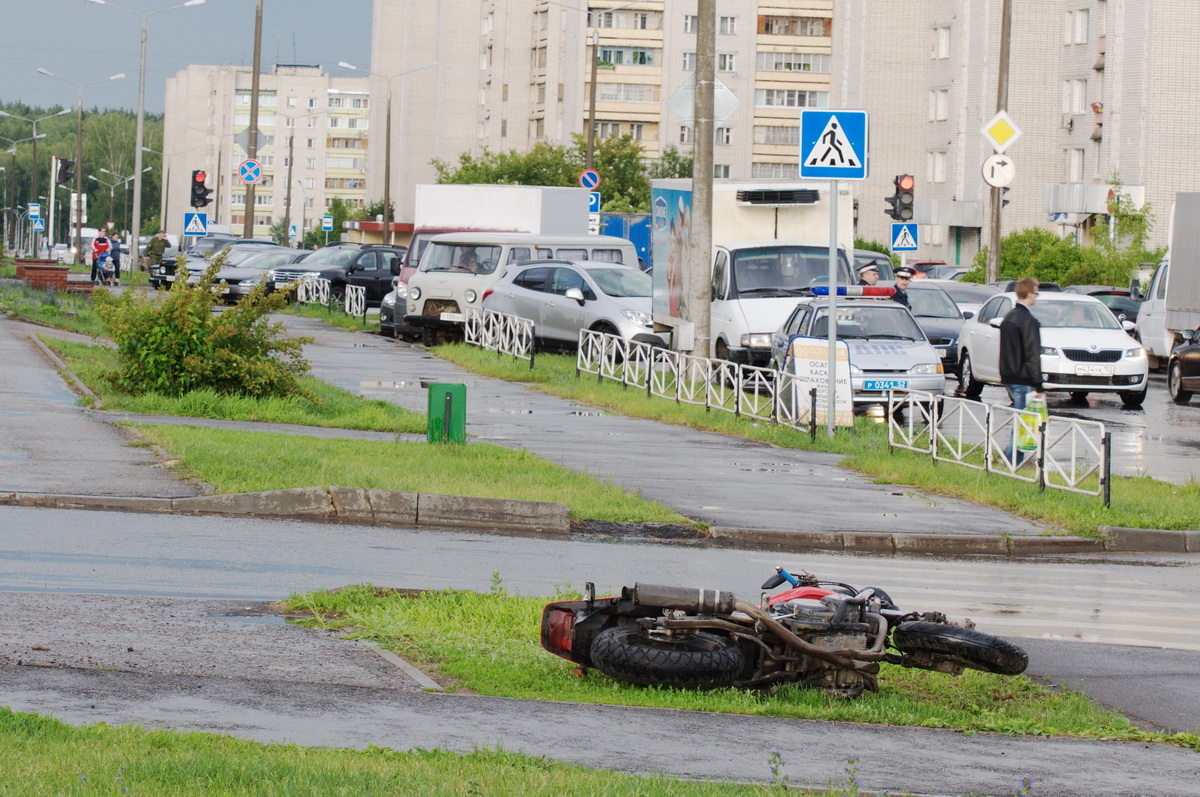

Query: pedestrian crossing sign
[183,212,208,236]
[799,109,869,180]
[891,222,919,252]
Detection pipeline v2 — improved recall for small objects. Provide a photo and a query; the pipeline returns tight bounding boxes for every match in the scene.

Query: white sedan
[957,291,1149,408]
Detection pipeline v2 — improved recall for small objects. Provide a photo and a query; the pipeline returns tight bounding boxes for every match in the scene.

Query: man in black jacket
[999,276,1044,410]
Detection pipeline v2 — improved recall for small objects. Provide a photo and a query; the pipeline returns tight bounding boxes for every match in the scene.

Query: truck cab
[1135,257,1172,368]
[710,241,853,365]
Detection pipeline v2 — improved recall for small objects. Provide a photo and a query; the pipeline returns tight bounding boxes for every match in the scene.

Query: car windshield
[299,247,361,267]
[586,266,650,298]
[854,252,895,280]
[238,250,297,270]
[942,284,996,304]
[907,286,962,319]
[732,246,852,296]
[813,304,926,340]
[419,243,504,275]
[1032,301,1122,329]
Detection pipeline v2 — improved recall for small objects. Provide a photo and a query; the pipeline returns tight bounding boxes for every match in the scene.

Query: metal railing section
[986,404,1042,483]
[465,307,534,363]
[1043,416,1107,498]
[932,395,989,471]
[887,390,936,454]
[295,276,330,306]
[344,285,366,319]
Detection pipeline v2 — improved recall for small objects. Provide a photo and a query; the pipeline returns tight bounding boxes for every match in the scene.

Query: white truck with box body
[1135,193,1200,368]
[650,180,854,365]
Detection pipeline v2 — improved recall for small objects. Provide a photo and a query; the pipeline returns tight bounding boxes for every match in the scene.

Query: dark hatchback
[1168,328,1200,405]
[271,243,407,306]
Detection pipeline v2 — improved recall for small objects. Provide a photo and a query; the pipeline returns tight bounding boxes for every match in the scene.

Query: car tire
[1119,385,1148,409]
[959,351,984,399]
[1169,360,1193,405]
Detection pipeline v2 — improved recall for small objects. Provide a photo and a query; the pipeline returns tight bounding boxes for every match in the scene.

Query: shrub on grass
[93,256,317,401]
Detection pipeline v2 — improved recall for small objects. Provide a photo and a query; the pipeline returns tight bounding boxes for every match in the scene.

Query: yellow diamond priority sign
[982,110,1022,154]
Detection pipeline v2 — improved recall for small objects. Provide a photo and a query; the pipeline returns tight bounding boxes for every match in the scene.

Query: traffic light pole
[986,0,1013,283]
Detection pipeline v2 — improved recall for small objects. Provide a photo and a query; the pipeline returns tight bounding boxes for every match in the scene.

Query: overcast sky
[0,0,372,115]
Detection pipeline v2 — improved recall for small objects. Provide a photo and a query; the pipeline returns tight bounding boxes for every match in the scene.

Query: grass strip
[435,343,1200,537]
[287,583,1200,752]
[136,424,691,525]
[2,707,819,795]
[44,337,426,434]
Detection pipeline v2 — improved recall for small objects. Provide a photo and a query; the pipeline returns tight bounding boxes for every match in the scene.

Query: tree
[646,146,693,180]
[853,237,899,270]
[300,197,355,249]
[968,227,1096,285]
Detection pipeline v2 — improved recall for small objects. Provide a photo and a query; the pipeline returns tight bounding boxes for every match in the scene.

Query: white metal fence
[295,276,330,306]
[464,307,535,365]
[344,285,366,319]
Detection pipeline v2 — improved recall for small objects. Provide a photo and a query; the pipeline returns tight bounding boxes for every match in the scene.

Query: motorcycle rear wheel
[590,625,744,689]
[892,621,1028,675]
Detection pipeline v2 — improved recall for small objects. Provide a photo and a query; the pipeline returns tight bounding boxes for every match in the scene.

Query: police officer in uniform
[892,266,914,308]
[856,262,880,286]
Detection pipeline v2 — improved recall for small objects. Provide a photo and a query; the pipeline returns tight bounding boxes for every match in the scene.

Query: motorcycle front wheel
[892,621,1028,676]
[590,625,745,689]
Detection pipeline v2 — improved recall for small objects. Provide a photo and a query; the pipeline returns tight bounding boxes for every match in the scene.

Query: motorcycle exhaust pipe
[626,583,737,615]
[734,599,887,669]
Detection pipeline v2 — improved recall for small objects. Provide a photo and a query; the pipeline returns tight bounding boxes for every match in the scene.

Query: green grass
[0,281,109,337]
[136,424,691,524]
[287,583,1200,752]
[288,299,379,332]
[3,707,822,796]
[435,344,1200,537]
[45,337,426,434]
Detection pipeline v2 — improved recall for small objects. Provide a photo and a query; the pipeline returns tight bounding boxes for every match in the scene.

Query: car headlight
[622,308,652,327]
[1126,347,1146,358]
[409,287,421,301]
[910,363,943,375]
[267,270,277,281]
[302,271,321,280]
[1041,346,1059,356]
[395,284,408,299]
[740,333,772,348]
[241,276,260,287]
[465,289,478,304]
[382,292,396,308]
[849,363,862,374]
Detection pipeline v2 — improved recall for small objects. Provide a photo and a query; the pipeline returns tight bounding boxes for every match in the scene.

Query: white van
[403,232,638,343]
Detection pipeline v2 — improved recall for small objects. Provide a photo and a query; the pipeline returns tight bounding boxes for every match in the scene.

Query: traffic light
[190,169,213,208]
[56,157,75,185]
[885,174,915,221]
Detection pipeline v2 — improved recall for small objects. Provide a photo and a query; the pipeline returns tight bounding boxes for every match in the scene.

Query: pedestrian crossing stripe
[804,114,861,169]
[183,213,208,235]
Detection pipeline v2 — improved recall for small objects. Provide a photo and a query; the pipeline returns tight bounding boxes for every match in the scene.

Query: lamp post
[84,0,205,264]
[271,108,325,248]
[583,1,649,169]
[0,108,71,255]
[37,68,126,265]
[99,166,152,234]
[338,60,437,246]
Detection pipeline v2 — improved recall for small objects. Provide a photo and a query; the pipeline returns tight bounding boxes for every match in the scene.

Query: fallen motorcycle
[540,566,1028,698]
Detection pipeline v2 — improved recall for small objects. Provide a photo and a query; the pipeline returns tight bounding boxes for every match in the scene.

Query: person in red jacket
[90,235,111,283]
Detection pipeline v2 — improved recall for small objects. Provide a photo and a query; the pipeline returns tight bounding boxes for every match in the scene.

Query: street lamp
[582,1,650,169]
[338,59,437,246]
[271,108,326,248]
[101,166,152,233]
[37,68,126,265]
[84,0,206,265]
[0,108,72,254]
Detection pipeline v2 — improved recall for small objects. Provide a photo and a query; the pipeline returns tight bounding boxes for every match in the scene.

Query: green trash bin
[424,382,467,443]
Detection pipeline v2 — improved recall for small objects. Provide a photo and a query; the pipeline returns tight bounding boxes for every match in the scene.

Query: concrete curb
[0,487,570,535]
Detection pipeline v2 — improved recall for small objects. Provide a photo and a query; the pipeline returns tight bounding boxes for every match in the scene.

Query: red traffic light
[194,170,207,183]
[896,174,915,192]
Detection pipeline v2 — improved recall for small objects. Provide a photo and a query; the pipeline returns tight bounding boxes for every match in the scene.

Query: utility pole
[986,0,1013,283]
[685,0,715,357]
[242,0,264,238]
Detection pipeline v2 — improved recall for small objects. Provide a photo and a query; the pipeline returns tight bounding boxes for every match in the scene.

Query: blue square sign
[799,110,869,181]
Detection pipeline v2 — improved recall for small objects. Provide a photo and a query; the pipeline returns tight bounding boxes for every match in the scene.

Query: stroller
[96,253,115,287]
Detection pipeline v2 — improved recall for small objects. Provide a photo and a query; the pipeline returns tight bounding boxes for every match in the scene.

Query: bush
[92,256,317,401]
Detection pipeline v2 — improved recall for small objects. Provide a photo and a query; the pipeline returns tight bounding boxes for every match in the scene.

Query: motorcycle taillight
[545,608,576,654]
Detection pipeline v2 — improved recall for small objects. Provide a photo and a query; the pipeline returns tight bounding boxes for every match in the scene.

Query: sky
[0,0,372,115]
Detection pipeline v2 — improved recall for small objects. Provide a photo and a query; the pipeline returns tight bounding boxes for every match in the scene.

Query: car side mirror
[988,317,1003,329]
[1179,328,1195,343]
[962,311,974,320]
[1122,320,1136,332]
[565,287,586,305]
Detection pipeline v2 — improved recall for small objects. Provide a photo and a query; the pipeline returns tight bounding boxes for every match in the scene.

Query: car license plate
[864,379,908,391]
[274,281,289,290]
[1076,364,1114,376]
[440,312,465,322]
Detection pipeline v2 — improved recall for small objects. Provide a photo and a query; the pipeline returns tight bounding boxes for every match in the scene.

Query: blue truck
[600,213,651,271]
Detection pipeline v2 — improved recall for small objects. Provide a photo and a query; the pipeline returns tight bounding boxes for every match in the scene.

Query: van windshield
[420,243,504,275]
[731,246,852,297]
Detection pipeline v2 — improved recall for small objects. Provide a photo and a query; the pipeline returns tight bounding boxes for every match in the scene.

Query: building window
[287,97,297,108]
[751,162,799,179]
[683,14,697,33]
[632,12,649,29]
[928,89,949,121]
[754,88,829,108]
[307,98,316,108]
[597,83,660,103]
[535,118,545,139]
[713,164,731,178]
[1062,78,1088,113]
[932,26,951,59]
[1066,148,1085,182]
[328,97,344,109]
[719,16,736,35]
[304,178,314,189]
[753,125,800,146]
[717,53,736,72]
[755,52,830,73]
[306,138,315,148]
[682,52,696,70]
[679,125,692,144]
[715,127,732,145]
[759,16,827,36]
[1064,9,1089,45]
[927,151,947,183]
[600,47,658,66]
[597,122,621,139]
[305,158,316,169]
[628,123,644,141]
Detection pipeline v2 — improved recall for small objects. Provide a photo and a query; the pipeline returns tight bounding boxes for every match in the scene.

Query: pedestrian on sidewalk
[999,277,1044,410]
[109,234,122,285]
[142,231,168,272]
[90,234,111,283]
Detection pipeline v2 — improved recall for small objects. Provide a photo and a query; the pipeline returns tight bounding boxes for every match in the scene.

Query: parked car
[770,296,945,406]
[180,243,293,286]
[1061,285,1142,323]
[207,248,310,302]
[903,280,968,367]
[924,265,971,281]
[927,280,997,319]
[271,243,406,307]
[988,280,1061,293]
[908,260,947,279]
[957,292,1149,407]
[155,236,277,287]
[482,259,666,349]
[1168,328,1200,404]
[853,249,895,281]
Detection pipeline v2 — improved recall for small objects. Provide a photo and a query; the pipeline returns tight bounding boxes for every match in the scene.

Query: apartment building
[836,0,1199,264]
[161,64,371,240]
[368,1,834,221]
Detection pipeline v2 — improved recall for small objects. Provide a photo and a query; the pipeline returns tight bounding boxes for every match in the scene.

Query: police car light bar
[810,286,896,297]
